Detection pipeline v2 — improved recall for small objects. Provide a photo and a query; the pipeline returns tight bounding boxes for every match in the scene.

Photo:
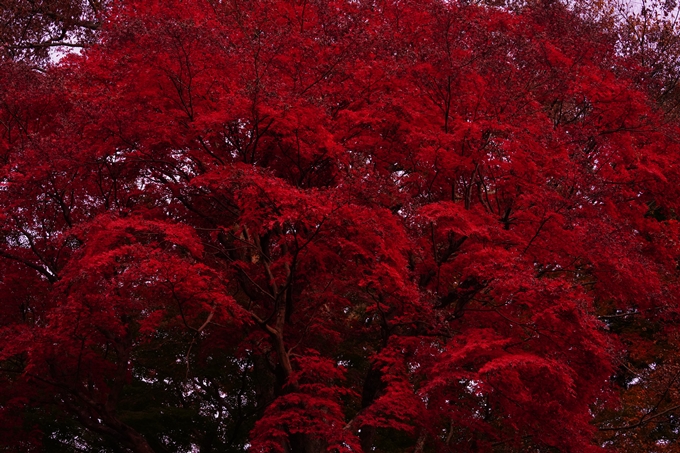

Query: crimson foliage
[1,0,679,452]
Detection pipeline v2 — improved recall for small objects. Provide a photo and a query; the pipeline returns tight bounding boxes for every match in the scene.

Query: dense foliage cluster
[2,0,680,451]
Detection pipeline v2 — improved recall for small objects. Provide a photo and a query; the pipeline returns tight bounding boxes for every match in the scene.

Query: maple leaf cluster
[1,0,680,452]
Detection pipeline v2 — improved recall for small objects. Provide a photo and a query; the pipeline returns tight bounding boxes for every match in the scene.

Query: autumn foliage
[1,0,680,451]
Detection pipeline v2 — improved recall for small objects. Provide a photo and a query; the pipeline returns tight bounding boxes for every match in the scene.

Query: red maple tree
[1,0,680,452]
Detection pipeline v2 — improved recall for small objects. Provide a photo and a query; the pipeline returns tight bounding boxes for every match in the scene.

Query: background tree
[0,0,108,62]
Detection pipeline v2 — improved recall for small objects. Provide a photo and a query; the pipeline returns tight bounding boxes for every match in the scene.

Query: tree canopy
[1,0,680,452]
